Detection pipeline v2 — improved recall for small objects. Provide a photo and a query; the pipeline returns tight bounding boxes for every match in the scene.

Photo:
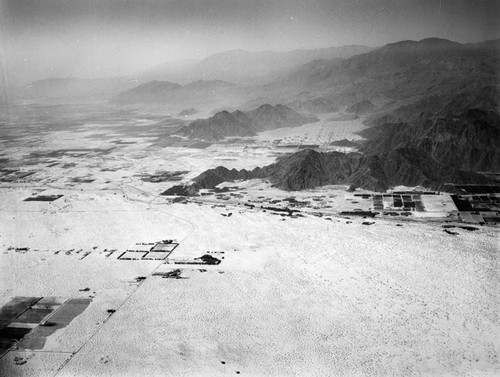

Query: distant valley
[3,3,500,376]
[10,38,500,192]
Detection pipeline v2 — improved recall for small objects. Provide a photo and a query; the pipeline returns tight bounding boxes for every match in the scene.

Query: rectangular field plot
[0,297,42,330]
[143,251,171,260]
[151,242,178,252]
[0,296,89,356]
[14,308,53,324]
[127,243,155,252]
[32,297,67,310]
[0,327,31,351]
[373,194,425,212]
[24,195,63,202]
[460,212,485,223]
[118,251,148,260]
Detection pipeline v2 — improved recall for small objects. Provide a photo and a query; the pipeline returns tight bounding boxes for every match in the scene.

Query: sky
[0,0,499,84]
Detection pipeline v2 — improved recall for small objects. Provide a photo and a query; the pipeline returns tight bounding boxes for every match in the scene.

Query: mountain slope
[361,108,500,172]
[273,38,498,110]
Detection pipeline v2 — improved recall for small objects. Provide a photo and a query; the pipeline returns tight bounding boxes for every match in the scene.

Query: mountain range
[18,44,372,102]
[17,37,500,192]
[261,38,499,113]
[167,38,499,192]
[109,38,499,118]
[141,45,373,85]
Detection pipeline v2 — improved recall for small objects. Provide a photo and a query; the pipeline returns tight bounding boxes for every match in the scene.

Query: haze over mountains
[18,44,372,102]
[113,37,498,115]
[111,79,241,108]
[21,77,139,102]
[141,45,373,84]
[13,37,500,192]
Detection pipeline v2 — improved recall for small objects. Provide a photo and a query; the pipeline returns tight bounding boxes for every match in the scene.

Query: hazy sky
[1,0,499,83]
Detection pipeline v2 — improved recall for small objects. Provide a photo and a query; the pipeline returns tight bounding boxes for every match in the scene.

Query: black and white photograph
[0,0,499,375]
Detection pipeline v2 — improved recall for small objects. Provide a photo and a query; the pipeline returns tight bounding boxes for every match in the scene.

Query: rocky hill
[176,148,493,194]
[179,110,256,140]
[262,150,385,191]
[178,104,317,141]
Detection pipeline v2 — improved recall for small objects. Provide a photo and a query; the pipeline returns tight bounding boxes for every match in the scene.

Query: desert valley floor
[0,103,498,376]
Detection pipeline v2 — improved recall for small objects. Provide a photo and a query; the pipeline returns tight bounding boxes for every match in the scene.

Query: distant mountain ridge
[141,45,373,84]
[179,104,317,141]
[270,37,499,112]
[20,77,139,100]
[111,79,238,105]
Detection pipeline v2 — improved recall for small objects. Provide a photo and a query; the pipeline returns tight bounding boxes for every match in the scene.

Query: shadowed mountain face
[361,108,500,173]
[178,104,318,141]
[263,150,385,191]
[259,148,492,191]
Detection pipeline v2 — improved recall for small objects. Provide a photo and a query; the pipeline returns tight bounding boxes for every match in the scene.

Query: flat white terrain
[1,191,499,376]
[0,104,498,376]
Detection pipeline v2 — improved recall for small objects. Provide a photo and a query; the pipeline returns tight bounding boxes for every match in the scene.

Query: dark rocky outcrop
[329,139,361,147]
[163,146,495,196]
[262,150,384,191]
[193,166,266,189]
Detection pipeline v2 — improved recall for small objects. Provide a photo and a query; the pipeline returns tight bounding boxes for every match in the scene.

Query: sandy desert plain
[0,102,499,376]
